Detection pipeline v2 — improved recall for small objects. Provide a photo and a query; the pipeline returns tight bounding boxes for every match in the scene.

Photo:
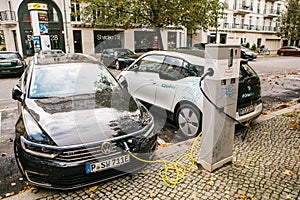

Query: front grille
[55,142,121,162]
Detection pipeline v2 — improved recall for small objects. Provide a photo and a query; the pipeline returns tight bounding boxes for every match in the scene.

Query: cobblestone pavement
[5,108,300,200]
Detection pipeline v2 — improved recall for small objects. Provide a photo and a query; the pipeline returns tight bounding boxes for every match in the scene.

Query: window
[134,55,164,73]
[159,56,186,80]
[71,0,80,21]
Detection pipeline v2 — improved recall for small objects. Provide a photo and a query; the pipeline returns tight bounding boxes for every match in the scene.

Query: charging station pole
[199,44,240,172]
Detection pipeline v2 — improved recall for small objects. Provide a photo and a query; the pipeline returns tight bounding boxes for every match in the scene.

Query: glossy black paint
[12,53,156,189]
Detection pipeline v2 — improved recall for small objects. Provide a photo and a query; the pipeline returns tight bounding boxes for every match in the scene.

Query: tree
[277,0,300,45]
[77,0,224,49]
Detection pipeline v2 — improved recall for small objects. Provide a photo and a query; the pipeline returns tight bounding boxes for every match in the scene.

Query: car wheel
[280,52,284,56]
[115,60,120,70]
[176,104,202,138]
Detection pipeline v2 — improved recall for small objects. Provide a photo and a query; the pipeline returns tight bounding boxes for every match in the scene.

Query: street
[0,55,300,198]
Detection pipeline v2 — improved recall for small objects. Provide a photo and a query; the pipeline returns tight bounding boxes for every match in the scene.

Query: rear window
[0,53,21,60]
[239,63,257,80]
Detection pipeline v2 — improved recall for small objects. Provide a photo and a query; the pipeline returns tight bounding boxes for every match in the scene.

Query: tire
[280,52,284,56]
[176,104,202,138]
[115,60,120,70]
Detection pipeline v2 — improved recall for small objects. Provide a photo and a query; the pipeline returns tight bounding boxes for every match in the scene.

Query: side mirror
[12,85,24,102]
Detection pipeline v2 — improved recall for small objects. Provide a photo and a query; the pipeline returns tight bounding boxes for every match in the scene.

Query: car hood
[24,90,149,146]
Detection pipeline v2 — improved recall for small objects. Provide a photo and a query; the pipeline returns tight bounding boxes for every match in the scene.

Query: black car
[12,53,156,189]
[0,51,26,77]
[100,48,138,70]
[241,48,257,61]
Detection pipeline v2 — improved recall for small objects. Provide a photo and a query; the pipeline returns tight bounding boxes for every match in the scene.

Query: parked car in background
[277,46,300,56]
[0,51,26,77]
[38,49,65,58]
[12,53,156,189]
[241,48,257,60]
[118,51,262,138]
[100,48,138,70]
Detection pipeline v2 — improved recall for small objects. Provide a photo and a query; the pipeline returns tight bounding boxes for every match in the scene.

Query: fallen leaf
[191,193,197,199]
[157,143,172,149]
[5,192,14,197]
[207,180,214,186]
[30,187,39,194]
[286,194,292,199]
[239,194,248,199]
[263,131,269,136]
[88,186,98,192]
[106,187,113,192]
[19,177,23,181]
[143,170,150,175]
[120,191,126,195]
[90,193,94,198]
[10,182,16,186]
[224,190,230,194]
[283,169,294,175]
[149,192,156,198]
[234,163,244,167]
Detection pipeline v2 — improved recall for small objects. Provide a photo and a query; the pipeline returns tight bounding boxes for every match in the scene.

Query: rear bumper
[236,102,263,123]
[0,65,24,76]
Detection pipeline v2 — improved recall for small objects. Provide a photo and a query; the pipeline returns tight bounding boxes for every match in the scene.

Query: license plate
[86,154,130,173]
[239,104,254,115]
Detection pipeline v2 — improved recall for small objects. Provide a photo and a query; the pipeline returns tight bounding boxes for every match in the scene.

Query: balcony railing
[0,10,16,21]
[216,23,278,32]
[234,4,252,14]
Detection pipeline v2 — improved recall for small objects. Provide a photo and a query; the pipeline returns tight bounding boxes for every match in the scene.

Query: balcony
[266,0,276,2]
[234,4,252,14]
[264,9,279,18]
[0,10,17,26]
[263,26,278,32]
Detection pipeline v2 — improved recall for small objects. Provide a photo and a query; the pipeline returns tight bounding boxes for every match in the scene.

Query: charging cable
[199,69,252,140]
[125,132,202,188]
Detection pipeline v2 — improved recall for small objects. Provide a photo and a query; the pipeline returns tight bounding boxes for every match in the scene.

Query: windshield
[116,49,135,56]
[29,63,120,98]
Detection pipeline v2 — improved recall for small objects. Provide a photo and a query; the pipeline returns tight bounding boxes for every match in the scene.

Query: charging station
[199,44,241,172]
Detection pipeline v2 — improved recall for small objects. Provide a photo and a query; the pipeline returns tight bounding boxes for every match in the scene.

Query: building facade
[191,0,287,53]
[0,0,187,57]
[0,0,288,56]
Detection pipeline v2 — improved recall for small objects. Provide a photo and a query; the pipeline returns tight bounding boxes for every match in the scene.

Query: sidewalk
[5,104,300,200]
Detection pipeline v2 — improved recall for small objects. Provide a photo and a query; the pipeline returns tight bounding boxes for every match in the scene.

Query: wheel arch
[173,100,203,123]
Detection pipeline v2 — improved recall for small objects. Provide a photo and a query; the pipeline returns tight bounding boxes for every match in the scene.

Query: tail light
[17,59,22,65]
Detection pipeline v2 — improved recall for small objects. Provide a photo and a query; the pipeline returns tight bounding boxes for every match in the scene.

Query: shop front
[18,1,64,56]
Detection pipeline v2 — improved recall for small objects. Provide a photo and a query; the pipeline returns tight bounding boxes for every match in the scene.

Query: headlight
[23,109,54,145]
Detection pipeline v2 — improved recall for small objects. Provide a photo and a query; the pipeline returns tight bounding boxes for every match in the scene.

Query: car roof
[34,53,98,66]
[142,50,206,66]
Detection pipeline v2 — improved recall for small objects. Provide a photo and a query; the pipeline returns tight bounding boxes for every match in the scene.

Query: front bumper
[15,133,157,189]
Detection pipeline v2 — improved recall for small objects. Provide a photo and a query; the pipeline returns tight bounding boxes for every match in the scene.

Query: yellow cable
[127,132,202,188]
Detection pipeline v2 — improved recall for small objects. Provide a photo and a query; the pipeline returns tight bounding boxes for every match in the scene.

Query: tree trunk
[155,26,164,50]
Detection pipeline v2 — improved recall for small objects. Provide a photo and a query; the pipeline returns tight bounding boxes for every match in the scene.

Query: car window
[159,56,187,80]
[0,53,21,60]
[183,61,204,77]
[133,55,164,73]
[239,63,257,80]
[116,49,134,56]
[29,63,120,98]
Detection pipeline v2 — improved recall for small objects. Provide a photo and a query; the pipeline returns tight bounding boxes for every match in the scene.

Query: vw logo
[247,86,252,92]
[101,142,113,154]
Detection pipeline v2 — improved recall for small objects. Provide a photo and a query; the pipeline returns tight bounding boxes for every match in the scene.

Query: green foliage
[245,42,250,48]
[0,46,6,51]
[77,0,225,32]
[277,0,300,40]
[251,43,257,51]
